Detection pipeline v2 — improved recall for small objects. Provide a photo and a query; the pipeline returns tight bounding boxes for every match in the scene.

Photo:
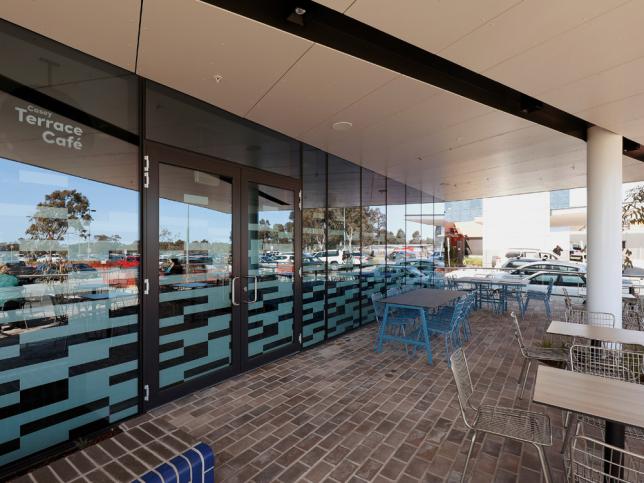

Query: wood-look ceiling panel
[0,0,141,71]
[137,0,313,117]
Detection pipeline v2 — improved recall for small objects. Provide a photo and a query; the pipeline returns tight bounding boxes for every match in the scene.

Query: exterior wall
[482,192,552,266]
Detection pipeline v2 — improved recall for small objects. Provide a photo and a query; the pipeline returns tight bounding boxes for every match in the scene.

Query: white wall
[482,192,553,266]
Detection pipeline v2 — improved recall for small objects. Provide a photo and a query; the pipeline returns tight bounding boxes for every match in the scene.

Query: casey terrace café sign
[14,104,84,150]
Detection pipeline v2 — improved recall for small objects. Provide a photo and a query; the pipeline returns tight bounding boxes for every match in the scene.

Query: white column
[586,126,623,327]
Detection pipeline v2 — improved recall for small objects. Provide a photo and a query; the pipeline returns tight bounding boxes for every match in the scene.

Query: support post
[586,126,623,327]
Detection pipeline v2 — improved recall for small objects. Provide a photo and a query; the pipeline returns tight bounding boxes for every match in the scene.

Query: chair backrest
[569,435,644,482]
[569,344,643,384]
[449,348,477,428]
[449,298,467,329]
[510,311,527,353]
[371,292,384,323]
[568,308,615,328]
[562,288,572,308]
[386,287,401,297]
[433,275,446,289]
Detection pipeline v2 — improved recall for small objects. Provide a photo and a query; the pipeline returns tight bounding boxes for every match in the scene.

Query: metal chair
[450,348,553,483]
[562,287,585,322]
[562,344,644,453]
[511,311,568,399]
[568,435,644,482]
[567,308,615,328]
[372,292,414,352]
[523,281,554,319]
[424,298,466,365]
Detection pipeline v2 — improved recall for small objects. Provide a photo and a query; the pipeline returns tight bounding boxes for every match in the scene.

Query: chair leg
[519,360,532,399]
[545,299,551,320]
[518,358,529,385]
[400,324,410,354]
[560,413,577,454]
[523,297,530,316]
[534,444,553,483]
[461,430,478,483]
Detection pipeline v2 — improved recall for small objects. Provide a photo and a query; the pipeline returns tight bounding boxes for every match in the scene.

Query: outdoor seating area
[12,294,643,483]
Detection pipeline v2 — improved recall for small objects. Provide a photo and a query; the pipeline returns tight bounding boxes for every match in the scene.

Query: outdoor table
[533,365,644,480]
[547,320,644,347]
[376,288,466,364]
[452,277,526,311]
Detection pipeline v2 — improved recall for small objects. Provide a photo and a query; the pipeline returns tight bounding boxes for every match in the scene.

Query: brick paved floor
[17,302,574,483]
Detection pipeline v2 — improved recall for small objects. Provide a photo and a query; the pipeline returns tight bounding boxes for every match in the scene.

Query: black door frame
[240,167,302,372]
[142,141,301,408]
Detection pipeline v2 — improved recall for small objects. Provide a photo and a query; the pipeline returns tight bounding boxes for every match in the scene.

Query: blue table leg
[419,308,432,365]
[376,303,389,353]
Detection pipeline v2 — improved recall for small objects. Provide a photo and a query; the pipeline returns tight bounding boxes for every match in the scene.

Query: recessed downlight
[332,121,353,131]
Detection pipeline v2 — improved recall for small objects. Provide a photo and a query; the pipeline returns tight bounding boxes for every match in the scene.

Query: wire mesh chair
[459,292,476,341]
[562,344,644,453]
[567,435,644,482]
[567,308,615,327]
[450,348,553,483]
[563,287,585,322]
[511,311,568,399]
[623,300,643,331]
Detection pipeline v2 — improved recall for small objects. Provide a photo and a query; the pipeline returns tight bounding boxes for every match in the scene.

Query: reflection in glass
[247,184,295,357]
[326,157,361,337]
[302,148,326,347]
[387,180,407,289]
[158,164,233,389]
[361,170,387,325]
[0,156,139,466]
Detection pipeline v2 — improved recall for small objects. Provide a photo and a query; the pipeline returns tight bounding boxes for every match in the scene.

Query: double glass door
[143,142,301,406]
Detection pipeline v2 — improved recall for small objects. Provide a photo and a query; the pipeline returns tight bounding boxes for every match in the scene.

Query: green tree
[26,189,93,241]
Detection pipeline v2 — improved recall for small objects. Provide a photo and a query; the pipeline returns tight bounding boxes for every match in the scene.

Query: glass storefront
[0,18,438,474]
[0,19,140,469]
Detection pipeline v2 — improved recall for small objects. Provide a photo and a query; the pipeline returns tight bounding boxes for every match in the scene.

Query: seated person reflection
[161,257,184,275]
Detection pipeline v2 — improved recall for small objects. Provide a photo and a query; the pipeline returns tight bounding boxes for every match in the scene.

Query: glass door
[143,143,301,406]
[241,170,301,369]
[143,142,241,406]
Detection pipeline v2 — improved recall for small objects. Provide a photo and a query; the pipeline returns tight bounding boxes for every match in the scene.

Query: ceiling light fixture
[287,7,306,26]
[332,121,353,131]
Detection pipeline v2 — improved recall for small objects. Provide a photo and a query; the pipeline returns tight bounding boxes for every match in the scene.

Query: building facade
[0,19,444,475]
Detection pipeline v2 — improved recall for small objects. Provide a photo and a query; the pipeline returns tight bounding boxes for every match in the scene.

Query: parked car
[313,249,351,269]
[36,254,64,263]
[523,271,587,297]
[4,261,38,281]
[407,259,444,275]
[500,258,540,270]
[502,260,585,277]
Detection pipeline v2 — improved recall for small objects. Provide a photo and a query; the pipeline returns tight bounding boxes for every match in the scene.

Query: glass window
[386,179,406,288]
[530,274,557,285]
[146,82,300,178]
[361,169,386,325]
[326,156,361,338]
[560,275,585,287]
[405,186,424,288]
[0,21,139,469]
[0,20,138,135]
[302,147,326,347]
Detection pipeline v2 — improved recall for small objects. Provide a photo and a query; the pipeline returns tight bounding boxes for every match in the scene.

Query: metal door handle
[231,276,240,306]
[243,276,259,303]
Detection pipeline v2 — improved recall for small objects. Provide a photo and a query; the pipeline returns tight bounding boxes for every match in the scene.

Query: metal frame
[141,140,302,406]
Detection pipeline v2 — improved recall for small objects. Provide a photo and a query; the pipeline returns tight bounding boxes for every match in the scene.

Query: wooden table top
[547,320,644,346]
[533,366,644,428]
[382,288,466,309]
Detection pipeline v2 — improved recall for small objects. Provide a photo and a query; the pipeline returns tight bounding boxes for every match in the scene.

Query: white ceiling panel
[483,1,644,98]
[313,0,356,13]
[137,0,313,117]
[441,0,627,73]
[0,0,141,71]
[344,0,522,54]
[246,43,397,138]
